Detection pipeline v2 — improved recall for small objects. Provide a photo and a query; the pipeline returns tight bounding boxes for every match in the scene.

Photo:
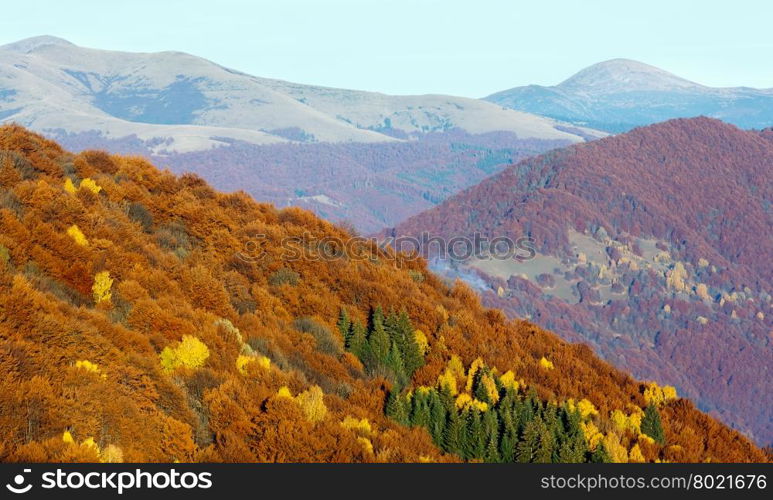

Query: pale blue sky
[2,0,771,96]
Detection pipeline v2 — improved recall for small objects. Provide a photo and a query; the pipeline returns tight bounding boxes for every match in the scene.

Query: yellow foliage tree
[64,178,77,194]
[437,368,458,395]
[666,262,688,291]
[611,409,641,434]
[341,416,372,436]
[499,370,521,392]
[576,399,598,419]
[357,436,374,455]
[276,386,293,399]
[580,421,603,451]
[638,433,656,445]
[236,355,252,374]
[256,355,270,370]
[481,374,499,404]
[603,432,629,463]
[447,355,465,380]
[468,399,489,412]
[67,225,89,246]
[413,329,429,355]
[455,393,472,409]
[92,271,113,304]
[75,360,106,379]
[465,357,485,392]
[295,385,328,423]
[79,178,102,194]
[235,354,269,375]
[454,393,488,412]
[539,356,555,370]
[628,444,646,463]
[159,335,210,373]
[643,382,678,406]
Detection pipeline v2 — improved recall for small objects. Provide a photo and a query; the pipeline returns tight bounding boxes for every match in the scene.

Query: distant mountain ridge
[486,59,773,132]
[0,36,599,152]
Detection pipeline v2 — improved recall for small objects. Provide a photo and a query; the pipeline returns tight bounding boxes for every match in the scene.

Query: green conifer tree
[499,424,518,462]
[443,409,464,455]
[474,373,491,404]
[484,433,501,463]
[409,392,431,428]
[368,307,391,364]
[482,407,500,442]
[386,341,407,386]
[385,390,408,426]
[463,408,485,459]
[397,311,424,376]
[439,385,456,414]
[517,416,553,463]
[337,307,351,343]
[428,390,447,444]
[641,404,666,444]
[347,320,367,357]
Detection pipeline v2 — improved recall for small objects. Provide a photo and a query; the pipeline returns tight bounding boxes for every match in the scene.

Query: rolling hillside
[388,118,773,446]
[0,36,598,152]
[0,125,765,462]
[0,36,603,232]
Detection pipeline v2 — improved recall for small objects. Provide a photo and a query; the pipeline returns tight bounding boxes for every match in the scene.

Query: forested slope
[389,118,773,445]
[0,126,766,462]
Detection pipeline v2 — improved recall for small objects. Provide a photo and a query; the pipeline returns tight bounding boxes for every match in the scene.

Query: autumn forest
[0,125,768,463]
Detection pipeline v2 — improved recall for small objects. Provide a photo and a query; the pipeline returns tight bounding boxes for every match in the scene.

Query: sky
[1,0,771,97]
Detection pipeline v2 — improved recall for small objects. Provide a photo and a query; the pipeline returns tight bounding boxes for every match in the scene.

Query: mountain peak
[1,35,75,53]
[558,58,701,92]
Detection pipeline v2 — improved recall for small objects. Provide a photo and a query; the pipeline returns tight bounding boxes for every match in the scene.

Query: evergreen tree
[463,408,485,459]
[517,418,539,463]
[641,404,666,444]
[443,409,464,455]
[371,306,386,331]
[384,311,403,345]
[397,311,424,376]
[555,408,587,463]
[482,407,500,444]
[556,437,586,463]
[368,307,390,364]
[499,424,518,462]
[438,385,456,414]
[484,433,501,463]
[499,388,518,424]
[337,307,351,344]
[521,392,538,424]
[517,416,553,463]
[428,390,447,444]
[474,372,491,404]
[386,341,407,386]
[347,320,367,357]
[409,392,431,428]
[385,390,409,426]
